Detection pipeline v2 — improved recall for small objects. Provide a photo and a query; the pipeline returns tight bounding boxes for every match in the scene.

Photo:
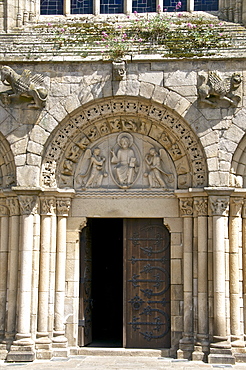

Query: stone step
[70,347,171,357]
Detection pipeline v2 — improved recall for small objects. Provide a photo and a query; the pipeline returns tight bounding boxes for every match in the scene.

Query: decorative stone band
[179,197,193,216]
[209,196,230,216]
[18,195,38,216]
[40,197,56,216]
[6,198,19,216]
[230,198,243,218]
[56,198,71,217]
[194,197,208,216]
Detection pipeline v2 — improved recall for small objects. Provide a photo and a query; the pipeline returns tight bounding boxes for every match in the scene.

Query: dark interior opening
[88,218,123,347]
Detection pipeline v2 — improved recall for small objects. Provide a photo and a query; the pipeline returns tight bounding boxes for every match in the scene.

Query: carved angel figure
[77,148,107,188]
[145,148,174,189]
[0,65,48,109]
[198,71,242,107]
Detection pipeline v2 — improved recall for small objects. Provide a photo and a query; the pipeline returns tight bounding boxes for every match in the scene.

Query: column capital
[18,195,38,216]
[6,197,19,216]
[209,196,230,216]
[56,198,71,217]
[179,198,193,217]
[194,197,208,216]
[0,204,9,216]
[230,197,243,218]
[40,197,56,216]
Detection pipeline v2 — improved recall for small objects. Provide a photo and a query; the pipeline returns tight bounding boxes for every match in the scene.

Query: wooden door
[124,219,171,348]
[78,223,92,346]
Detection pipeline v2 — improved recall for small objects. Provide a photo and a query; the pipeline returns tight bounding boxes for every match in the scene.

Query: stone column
[208,196,235,365]
[5,198,20,342]
[242,200,246,339]
[177,197,194,360]
[0,204,9,360]
[192,197,209,361]
[94,0,100,15]
[229,198,243,346]
[52,198,71,356]
[7,195,38,362]
[36,198,56,359]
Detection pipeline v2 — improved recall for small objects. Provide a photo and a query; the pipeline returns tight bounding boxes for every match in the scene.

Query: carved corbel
[112,60,126,81]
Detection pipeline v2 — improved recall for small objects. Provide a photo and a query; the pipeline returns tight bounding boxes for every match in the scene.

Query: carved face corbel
[112,60,126,81]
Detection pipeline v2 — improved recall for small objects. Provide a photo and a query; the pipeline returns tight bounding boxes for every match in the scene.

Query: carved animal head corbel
[112,60,126,81]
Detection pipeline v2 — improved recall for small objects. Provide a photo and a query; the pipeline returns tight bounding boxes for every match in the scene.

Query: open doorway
[84,218,123,347]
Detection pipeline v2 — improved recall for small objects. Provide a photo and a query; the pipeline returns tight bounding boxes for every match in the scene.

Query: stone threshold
[71,347,170,357]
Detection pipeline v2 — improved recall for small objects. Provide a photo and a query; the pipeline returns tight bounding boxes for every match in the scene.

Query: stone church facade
[0,0,246,364]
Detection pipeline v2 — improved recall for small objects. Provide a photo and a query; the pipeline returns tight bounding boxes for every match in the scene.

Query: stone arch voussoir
[41,96,207,191]
[0,133,16,189]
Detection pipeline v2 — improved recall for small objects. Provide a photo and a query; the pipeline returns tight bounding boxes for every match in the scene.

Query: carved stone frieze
[0,65,48,109]
[18,196,38,216]
[198,71,242,107]
[0,205,8,216]
[179,198,193,217]
[6,198,19,216]
[56,199,71,217]
[41,98,207,190]
[230,198,243,218]
[194,198,208,216]
[209,196,230,216]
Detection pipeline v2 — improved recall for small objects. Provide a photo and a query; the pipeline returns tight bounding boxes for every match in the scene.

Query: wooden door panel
[78,224,92,346]
[124,219,170,348]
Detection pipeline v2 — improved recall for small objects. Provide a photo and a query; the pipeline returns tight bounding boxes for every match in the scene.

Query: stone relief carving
[76,148,107,188]
[111,133,138,188]
[144,148,174,188]
[198,71,242,107]
[0,66,48,109]
[112,60,126,81]
[74,132,175,191]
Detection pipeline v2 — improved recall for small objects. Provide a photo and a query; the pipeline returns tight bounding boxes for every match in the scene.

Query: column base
[208,338,235,365]
[177,334,194,360]
[192,345,206,361]
[0,344,8,360]
[6,335,35,362]
[52,333,69,357]
[36,335,52,360]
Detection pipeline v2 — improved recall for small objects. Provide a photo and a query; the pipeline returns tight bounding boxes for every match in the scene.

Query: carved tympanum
[0,65,48,109]
[198,71,242,107]
[77,147,107,188]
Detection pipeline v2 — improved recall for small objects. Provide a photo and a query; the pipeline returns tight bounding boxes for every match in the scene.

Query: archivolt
[41,96,207,190]
[230,134,246,188]
[0,132,16,189]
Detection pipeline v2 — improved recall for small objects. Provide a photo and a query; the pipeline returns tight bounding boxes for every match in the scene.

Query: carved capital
[194,197,208,216]
[18,195,38,216]
[0,204,8,216]
[40,197,56,216]
[56,198,71,217]
[230,198,243,218]
[209,196,229,216]
[242,200,246,219]
[179,198,193,217]
[6,198,19,216]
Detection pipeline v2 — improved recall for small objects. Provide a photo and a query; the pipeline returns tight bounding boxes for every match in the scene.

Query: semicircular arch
[41,96,207,191]
[230,134,246,188]
[0,132,16,189]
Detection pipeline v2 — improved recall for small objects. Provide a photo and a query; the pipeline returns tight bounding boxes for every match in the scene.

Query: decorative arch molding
[230,134,246,188]
[0,133,16,189]
[41,97,207,192]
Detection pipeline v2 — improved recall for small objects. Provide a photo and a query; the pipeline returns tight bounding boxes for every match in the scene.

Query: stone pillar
[0,204,9,360]
[124,0,132,14]
[229,198,244,347]
[177,197,194,360]
[52,198,71,357]
[5,198,20,342]
[36,198,56,360]
[94,0,100,15]
[208,196,235,365]
[242,200,246,340]
[192,198,209,361]
[7,195,38,362]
